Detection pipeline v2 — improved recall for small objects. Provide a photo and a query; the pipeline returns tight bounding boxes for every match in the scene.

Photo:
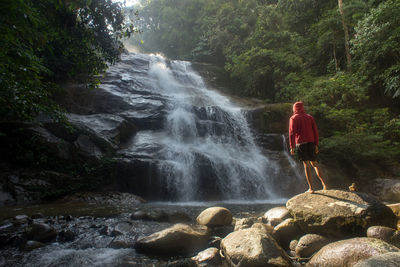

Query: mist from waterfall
[143,54,279,201]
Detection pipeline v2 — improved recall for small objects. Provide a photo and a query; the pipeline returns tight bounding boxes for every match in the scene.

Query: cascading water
[140,54,279,201]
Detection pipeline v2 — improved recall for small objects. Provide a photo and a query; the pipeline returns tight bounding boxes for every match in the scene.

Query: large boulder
[263,206,291,226]
[220,227,292,267]
[272,218,304,249]
[352,252,400,267]
[295,234,333,258]
[367,226,400,248]
[197,207,233,227]
[286,190,397,237]
[25,223,57,243]
[134,223,210,255]
[307,237,400,267]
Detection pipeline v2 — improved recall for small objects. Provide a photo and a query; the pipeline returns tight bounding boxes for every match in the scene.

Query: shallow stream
[0,199,286,266]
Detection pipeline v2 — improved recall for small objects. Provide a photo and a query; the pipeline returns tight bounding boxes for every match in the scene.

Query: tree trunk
[338,0,352,69]
[333,42,339,73]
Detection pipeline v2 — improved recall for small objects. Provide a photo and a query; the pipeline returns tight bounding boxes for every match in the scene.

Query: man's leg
[310,161,328,190]
[303,161,314,193]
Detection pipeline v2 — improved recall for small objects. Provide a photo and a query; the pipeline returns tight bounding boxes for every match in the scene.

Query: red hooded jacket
[289,102,319,150]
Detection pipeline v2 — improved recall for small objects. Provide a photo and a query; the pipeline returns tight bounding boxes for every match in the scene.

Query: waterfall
[142,54,278,201]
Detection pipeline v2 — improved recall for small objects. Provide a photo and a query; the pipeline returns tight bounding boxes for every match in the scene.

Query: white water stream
[143,54,280,201]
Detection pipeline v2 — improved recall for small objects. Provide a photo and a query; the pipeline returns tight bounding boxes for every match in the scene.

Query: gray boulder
[191,247,222,267]
[352,252,400,267]
[25,223,57,242]
[134,223,210,255]
[197,207,233,227]
[295,234,333,258]
[307,237,400,267]
[273,218,304,249]
[367,226,400,248]
[23,240,45,251]
[220,227,292,267]
[286,190,397,237]
[263,206,291,226]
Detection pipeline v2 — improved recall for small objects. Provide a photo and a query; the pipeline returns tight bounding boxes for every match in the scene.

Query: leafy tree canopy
[0,0,135,122]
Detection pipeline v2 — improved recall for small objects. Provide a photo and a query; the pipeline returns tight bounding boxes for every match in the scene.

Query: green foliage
[0,0,135,122]
[352,0,400,98]
[131,0,400,165]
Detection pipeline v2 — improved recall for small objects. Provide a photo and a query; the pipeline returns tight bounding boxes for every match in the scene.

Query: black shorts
[296,142,317,162]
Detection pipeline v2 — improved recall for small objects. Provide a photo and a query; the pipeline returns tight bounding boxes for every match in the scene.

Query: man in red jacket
[289,101,328,193]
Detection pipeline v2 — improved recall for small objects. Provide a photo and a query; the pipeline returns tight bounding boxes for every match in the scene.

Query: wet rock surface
[0,201,275,266]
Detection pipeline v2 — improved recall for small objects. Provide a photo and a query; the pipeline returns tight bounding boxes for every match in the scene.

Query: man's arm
[289,117,296,154]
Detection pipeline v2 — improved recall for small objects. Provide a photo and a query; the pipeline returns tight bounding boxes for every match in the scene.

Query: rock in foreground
[263,206,291,226]
[286,190,397,237]
[307,237,400,267]
[134,223,210,255]
[220,226,292,267]
[352,252,400,267]
[196,207,233,226]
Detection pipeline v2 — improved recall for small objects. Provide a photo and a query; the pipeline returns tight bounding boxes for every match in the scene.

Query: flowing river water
[0,53,305,266]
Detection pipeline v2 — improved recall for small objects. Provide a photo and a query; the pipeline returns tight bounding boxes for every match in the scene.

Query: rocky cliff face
[1,53,308,205]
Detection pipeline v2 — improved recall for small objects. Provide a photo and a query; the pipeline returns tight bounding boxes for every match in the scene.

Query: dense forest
[127,0,400,168]
[1,0,399,179]
[0,0,135,122]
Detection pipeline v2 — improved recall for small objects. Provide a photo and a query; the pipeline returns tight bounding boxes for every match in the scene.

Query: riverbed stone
[23,240,45,251]
[109,236,136,249]
[220,227,292,267]
[57,229,76,242]
[263,206,291,226]
[307,237,400,267]
[191,247,221,267]
[134,223,210,255]
[367,226,400,248]
[273,218,304,249]
[25,223,57,242]
[196,207,232,226]
[295,234,333,258]
[286,190,397,237]
[13,215,31,226]
[352,252,400,267]
[234,217,255,231]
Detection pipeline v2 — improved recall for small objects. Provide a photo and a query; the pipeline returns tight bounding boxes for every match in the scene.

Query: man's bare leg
[303,161,314,193]
[310,161,328,190]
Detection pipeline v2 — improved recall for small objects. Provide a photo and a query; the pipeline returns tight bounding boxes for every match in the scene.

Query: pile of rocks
[134,190,400,266]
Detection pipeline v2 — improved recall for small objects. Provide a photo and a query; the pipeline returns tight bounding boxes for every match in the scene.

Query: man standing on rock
[289,101,328,193]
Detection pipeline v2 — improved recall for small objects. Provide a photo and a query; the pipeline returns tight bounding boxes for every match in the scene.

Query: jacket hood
[293,101,305,114]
